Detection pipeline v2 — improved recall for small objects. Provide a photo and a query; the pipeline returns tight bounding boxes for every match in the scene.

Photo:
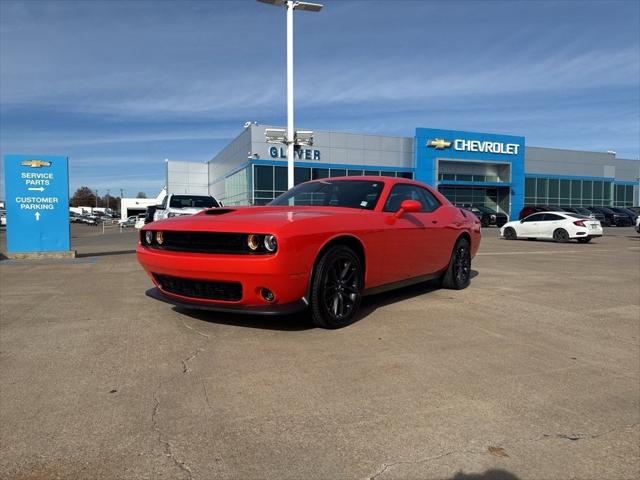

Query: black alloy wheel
[577,237,592,243]
[503,227,517,240]
[480,217,490,228]
[310,245,363,329]
[553,228,570,243]
[441,237,472,290]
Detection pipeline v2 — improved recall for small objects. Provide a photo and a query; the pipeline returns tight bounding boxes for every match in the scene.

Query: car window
[270,180,384,210]
[543,213,564,221]
[169,195,219,209]
[383,184,441,213]
[523,213,545,222]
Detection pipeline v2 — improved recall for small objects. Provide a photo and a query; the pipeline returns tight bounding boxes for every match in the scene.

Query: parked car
[138,177,481,329]
[586,206,631,227]
[519,205,552,220]
[153,194,220,221]
[561,206,605,223]
[0,209,6,227]
[119,215,139,226]
[636,216,640,234]
[501,211,602,243]
[609,207,638,224]
[465,205,508,227]
[121,215,143,228]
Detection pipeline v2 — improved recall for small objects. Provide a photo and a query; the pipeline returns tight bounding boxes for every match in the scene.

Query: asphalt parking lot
[1,224,638,480]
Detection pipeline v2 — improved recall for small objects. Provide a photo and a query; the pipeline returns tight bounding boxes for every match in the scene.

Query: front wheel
[577,237,592,243]
[553,228,570,243]
[309,245,363,329]
[441,237,472,290]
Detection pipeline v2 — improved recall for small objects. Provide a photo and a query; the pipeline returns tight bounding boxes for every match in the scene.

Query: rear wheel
[310,245,363,329]
[553,228,570,243]
[441,237,471,290]
[503,227,517,240]
[577,237,592,243]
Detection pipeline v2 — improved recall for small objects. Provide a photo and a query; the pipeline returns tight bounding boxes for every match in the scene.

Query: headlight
[264,234,277,252]
[145,231,154,245]
[247,234,260,251]
[156,231,164,245]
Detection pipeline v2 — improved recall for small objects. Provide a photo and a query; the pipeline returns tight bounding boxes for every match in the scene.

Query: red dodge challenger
[137,177,481,328]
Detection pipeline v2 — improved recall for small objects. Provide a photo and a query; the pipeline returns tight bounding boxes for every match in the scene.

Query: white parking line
[478,249,618,256]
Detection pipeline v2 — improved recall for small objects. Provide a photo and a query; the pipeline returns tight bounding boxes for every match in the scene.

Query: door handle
[432,220,438,224]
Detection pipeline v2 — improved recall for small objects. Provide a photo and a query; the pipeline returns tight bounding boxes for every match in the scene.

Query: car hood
[145,205,370,233]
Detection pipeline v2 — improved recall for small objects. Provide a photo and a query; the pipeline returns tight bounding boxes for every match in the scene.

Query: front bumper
[146,287,308,315]
[137,245,310,309]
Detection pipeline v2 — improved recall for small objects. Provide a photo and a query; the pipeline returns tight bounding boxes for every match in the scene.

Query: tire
[309,245,363,329]
[577,237,592,243]
[503,227,517,240]
[480,217,490,228]
[553,228,570,243]
[441,237,472,290]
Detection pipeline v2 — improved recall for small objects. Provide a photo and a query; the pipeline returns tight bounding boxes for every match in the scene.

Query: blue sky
[1,0,638,198]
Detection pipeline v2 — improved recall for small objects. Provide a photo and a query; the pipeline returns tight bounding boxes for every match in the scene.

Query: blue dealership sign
[4,154,71,254]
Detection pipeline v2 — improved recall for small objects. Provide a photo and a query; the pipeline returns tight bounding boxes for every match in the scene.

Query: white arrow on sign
[28,187,45,192]
[35,212,41,221]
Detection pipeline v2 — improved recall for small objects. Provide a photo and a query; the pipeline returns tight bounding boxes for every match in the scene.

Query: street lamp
[257,0,323,189]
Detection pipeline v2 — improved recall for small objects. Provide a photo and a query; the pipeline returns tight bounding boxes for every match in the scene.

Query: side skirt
[363,271,444,297]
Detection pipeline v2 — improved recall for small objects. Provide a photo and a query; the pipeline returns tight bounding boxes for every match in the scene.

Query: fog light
[247,234,260,251]
[145,231,154,245]
[156,231,164,245]
[264,234,277,252]
[261,288,275,302]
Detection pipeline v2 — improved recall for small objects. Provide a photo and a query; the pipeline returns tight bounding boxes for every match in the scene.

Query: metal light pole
[258,0,323,189]
[95,189,99,208]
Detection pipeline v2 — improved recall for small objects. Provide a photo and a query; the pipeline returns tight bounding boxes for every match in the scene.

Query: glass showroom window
[582,181,593,205]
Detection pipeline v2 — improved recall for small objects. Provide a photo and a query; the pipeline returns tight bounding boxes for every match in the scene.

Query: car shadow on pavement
[449,469,520,480]
[77,249,136,258]
[357,270,479,320]
[169,270,479,331]
[173,307,315,331]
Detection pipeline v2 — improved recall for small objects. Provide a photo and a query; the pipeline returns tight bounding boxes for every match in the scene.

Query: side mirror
[394,199,422,218]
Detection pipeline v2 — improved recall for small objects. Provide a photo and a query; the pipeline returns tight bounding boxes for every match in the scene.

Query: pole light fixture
[257,0,323,189]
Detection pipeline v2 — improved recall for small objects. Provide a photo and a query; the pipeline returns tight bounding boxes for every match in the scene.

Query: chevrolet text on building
[428,138,520,155]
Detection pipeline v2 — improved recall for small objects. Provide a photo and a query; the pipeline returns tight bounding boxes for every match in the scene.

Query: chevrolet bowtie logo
[427,139,452,150]
[21,159,52,168]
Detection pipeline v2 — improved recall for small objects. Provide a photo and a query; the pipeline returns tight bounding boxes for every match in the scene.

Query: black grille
[154,274,242,301]
[154,231,256,254]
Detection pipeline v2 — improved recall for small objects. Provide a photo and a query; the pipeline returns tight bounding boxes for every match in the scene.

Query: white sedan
[500,211,603,243]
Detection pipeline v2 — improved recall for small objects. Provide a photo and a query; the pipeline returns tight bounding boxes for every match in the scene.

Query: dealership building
[165,125,639,220]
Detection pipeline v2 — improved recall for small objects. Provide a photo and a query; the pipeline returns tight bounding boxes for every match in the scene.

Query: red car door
[378,184,448,281]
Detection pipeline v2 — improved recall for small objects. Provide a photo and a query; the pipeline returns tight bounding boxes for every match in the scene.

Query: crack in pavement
[151,382,193,480]
[181,320,210,338]
[365,422,640,480]
[182,348,204,374]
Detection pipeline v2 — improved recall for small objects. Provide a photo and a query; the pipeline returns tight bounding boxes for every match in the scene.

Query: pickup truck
[153,194,221,221]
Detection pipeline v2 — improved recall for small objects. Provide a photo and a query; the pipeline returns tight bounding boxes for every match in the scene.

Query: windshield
[269,180,384,210]
[169,195,219,209]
